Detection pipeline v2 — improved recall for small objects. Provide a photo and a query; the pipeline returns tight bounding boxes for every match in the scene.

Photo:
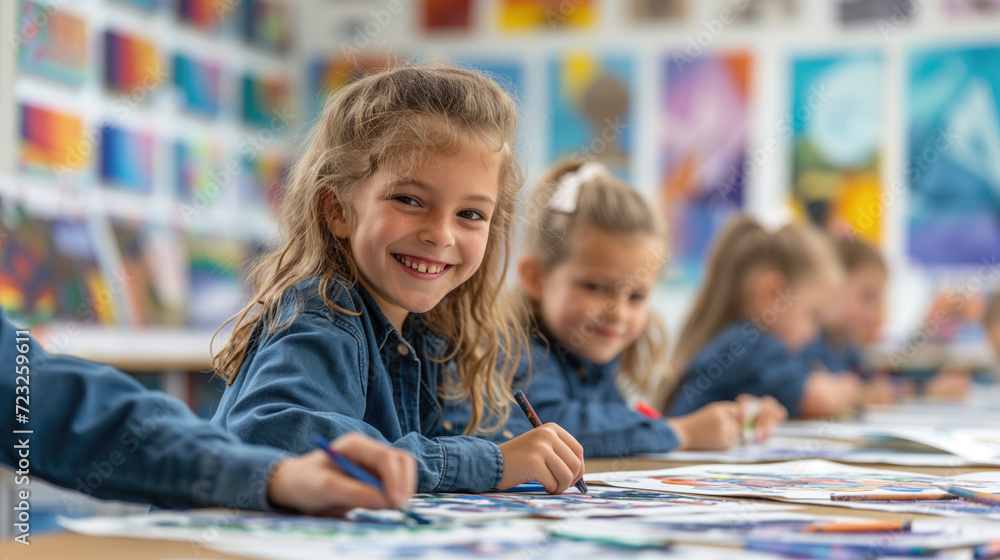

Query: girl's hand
[924,367,971,401]
[267,432,416,516]
[668,401,742,451]
[736,394,787,442]
[496,423,585,494]
[799,371,863,418]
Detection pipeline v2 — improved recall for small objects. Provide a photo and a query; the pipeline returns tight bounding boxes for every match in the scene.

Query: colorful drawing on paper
[907,46,1000,265]
[0,206,57,324]
[104,30,164,95]
[19,104,87,176]
[548,53,634,178]
[658,51,750,282]
[790,52,882,243]
[306,54,390,122]
[173,53,221,117]
[408,487,753,520]
[589,460,1000,501]
[100,124,154,192]
[423,0,473,32]
[17,0,87,85]
[498,0,596,32]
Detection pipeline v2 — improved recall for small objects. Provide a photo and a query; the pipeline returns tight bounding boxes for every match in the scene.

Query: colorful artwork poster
[498,0,596,32]
[790,52,882,243]
[100,124,154,192]
[240,151,288,211]
[241,72,291,128]
[407,487,755,521]
[49,218,117,324]
[111,220,186,326]
[17,0,87,85]
[306,54,390,123]
[104,29,164,95]
[186,236,244,328]
[944,0,1000,14]
[177,0,232,32]
[548,53,634,179]
[173,53,221,117]
[0,206,57,324]
[19,104,87,176]
[422,0,473,32]
[907,46,1000,265]
[659,51,750,282]
[240,0,291,53]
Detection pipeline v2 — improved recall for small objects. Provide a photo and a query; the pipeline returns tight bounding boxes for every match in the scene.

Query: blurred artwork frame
[658,51,752,283]
[17,0,88,86]
[790,52,883,244]
[907,46,1000,265]
[548,52,635,179]
[498,0,596,32]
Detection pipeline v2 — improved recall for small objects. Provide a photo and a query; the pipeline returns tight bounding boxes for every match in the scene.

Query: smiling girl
[210,64,585,495]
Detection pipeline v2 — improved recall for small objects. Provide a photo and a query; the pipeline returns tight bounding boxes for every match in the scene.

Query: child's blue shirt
[211,277,504,493]
[800,331,871,379]
[667,321,808,417]
[442,330,681,458]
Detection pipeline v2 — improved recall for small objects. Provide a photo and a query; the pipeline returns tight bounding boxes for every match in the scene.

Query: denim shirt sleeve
[523,353,680,458]
[215,311,503,493]
[0,307,287,511]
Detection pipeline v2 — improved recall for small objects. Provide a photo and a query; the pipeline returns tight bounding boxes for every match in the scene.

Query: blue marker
[315,436,431,525]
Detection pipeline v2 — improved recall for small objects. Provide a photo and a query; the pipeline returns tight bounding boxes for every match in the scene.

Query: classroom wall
[297,0,1000,347]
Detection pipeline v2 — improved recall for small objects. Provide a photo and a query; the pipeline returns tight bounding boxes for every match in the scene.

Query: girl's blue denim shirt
[800,330,872,380]
[211,277,504,493]
[443,330,681,458]
[667,321,808,417]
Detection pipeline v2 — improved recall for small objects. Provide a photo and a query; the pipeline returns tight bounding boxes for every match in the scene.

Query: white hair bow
[548,162,606,213]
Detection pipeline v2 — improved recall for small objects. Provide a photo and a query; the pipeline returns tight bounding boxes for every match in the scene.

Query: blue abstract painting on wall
[908,46,1000,265]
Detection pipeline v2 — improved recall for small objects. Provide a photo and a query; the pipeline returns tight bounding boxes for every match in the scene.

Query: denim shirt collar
[533,324,620,381]
[353,281,404,352]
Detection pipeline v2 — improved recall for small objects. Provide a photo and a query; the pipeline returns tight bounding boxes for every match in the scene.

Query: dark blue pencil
[513,390,588,493]
[315,436,431,525]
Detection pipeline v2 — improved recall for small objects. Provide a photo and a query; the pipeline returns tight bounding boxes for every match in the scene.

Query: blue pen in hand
[315,436,431,525]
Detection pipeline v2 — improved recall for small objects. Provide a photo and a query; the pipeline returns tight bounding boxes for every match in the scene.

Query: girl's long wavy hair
[523,158,670,395]
[213,62,528,436]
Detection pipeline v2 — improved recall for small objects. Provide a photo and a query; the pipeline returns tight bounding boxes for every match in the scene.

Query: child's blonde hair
[667,215,841,383]
[213,62,527,436]
[524,158,669,394]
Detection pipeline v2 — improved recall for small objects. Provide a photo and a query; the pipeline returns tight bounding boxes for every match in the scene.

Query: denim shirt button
[397,343,410,356]
[443,421,453,430]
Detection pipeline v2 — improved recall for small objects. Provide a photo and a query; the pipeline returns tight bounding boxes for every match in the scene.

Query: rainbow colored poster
[498,0,596,32]
[100,124,154,192]
[19,104,87,175]
[0,206,58,324]
[173,53,221,117]
[104,29,164,95]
